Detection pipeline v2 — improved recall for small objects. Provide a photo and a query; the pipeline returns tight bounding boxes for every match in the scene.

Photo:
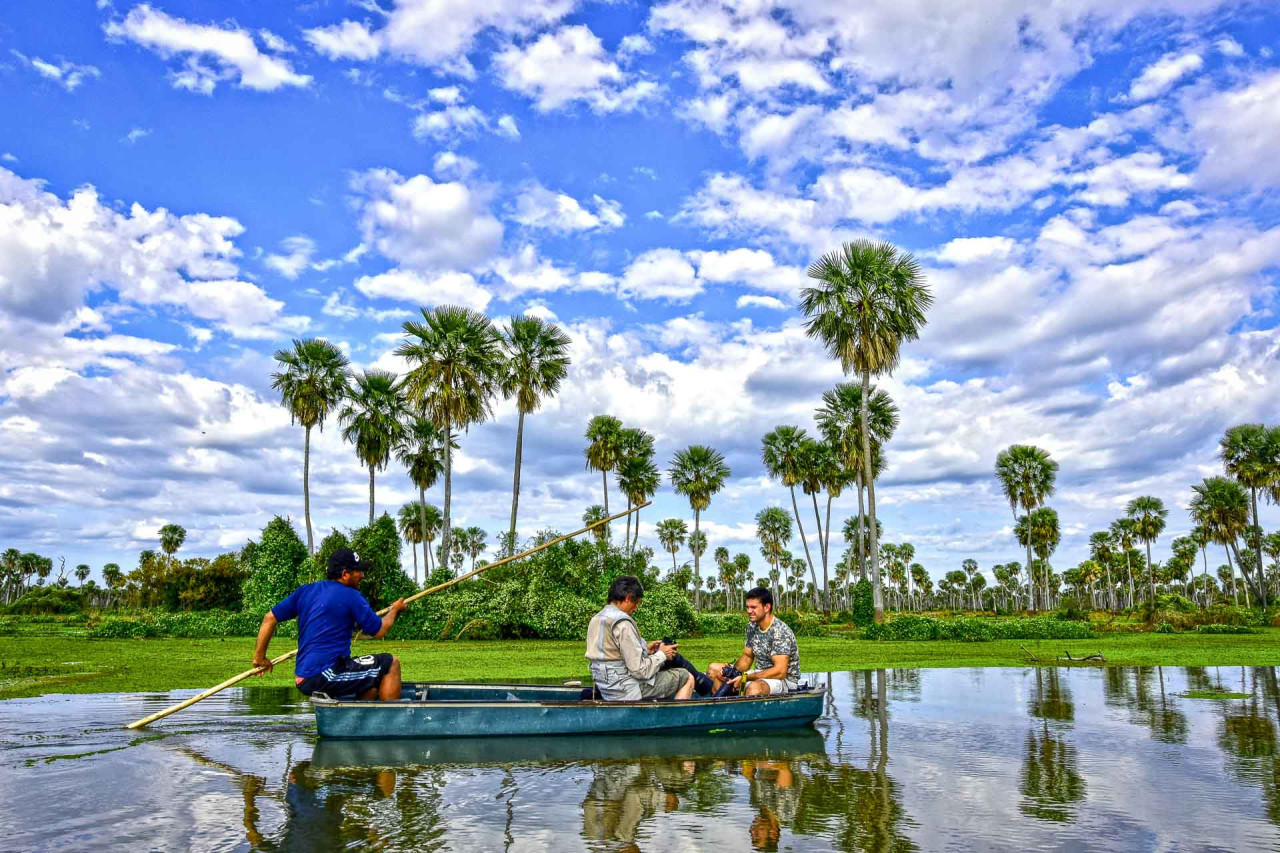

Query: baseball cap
[327,548,369,579]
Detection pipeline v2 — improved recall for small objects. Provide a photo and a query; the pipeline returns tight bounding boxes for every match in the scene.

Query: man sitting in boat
[585,576,697,701]
[251,548,408,701]
[707,587,801,696]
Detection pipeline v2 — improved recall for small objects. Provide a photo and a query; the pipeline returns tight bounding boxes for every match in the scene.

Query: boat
[311,681,826,740]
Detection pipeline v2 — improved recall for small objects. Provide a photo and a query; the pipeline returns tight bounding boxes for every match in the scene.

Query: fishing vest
[585,603,654,700]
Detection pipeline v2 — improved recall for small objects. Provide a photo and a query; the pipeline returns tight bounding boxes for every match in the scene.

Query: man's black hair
[608,575,644,603]
[745,586,773,609]
[327,548,369,581]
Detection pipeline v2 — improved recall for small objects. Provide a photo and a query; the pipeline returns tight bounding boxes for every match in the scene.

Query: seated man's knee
[708,662,725,678]
[745,681,770,696]
[390,656,401,670]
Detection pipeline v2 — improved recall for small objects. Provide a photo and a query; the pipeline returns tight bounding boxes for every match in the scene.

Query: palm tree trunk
[625,499,633,554]
[693,508,702,603]
[1105,564,1115,611]
[632,504,641,553]
[1230,539,1263,606]
[856,476,866,581]
[811,490,829,613]
[1147,541,1155,605]
[508,409,525,553]
[790,486,820,609]
[410,540,418,582]
[602,471,609,516]
[671,548,678,575]
[1226,545,1239,605]
[1252,488,1268,608]
[1027,533,1035,613]
[442,424,453,562]
[303,425,314,556]
[1125,551,1134,610]
[419,487,428,583]
[368,467,375,525]
[862,371,884,622]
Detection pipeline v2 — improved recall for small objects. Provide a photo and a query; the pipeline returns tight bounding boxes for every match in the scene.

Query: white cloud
[11,51,101,91]
[736,294,787,310]
[496,114,520,138]
[412,104,488,140]
[509,183,625,233]
[619,34,654,57]
[491,245,574,294]
[349,168,503,272]
[934,236,1017,265]
[354,269,491,311]
[428,86,463,104]
[495,25,660,113]
[304,20,383,60]
[690,248,806,296]
[619,249,701,301]
[1125,51,1203,102]
[1186,69,1280,192]
[433,152,478,180]
[1,153,16,163]
[105,4,311,93]
[0,167,306,338]
[1214,36,1244,57]
[121,127,152,144]
[264,236,317,279]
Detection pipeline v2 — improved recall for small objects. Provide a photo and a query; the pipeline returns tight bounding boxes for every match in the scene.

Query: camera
[661,636,676,646]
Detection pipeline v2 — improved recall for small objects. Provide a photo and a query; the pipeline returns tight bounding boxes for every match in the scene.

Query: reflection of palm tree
[1019,724,1086,822]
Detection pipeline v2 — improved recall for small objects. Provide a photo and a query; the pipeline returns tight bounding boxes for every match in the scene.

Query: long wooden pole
[125,502,648,730]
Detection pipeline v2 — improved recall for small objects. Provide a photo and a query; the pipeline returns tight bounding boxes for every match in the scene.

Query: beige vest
[585,603,654,699]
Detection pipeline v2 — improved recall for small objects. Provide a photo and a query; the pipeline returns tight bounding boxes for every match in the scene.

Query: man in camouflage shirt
[707,586,801,695]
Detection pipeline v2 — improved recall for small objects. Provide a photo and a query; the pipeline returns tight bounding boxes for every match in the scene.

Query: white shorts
[750,672,797,694]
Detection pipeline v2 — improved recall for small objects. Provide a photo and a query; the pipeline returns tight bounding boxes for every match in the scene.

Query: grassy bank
[4,631,1280,700]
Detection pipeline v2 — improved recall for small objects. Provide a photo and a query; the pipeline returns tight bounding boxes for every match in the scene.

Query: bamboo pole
[125,502,648,730]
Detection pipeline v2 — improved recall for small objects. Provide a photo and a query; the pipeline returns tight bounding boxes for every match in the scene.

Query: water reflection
[7,667,1280,851]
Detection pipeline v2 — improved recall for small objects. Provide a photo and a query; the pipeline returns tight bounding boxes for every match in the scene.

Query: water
[3,667,1280,851]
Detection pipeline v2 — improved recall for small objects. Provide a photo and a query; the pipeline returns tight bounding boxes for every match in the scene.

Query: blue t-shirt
[272,581,384,678]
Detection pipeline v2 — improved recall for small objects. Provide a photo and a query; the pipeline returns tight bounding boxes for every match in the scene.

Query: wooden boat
[311,681,826,740]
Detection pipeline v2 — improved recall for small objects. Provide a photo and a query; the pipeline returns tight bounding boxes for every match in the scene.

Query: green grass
[3,630,1280,700]
[1181,689,1252,700]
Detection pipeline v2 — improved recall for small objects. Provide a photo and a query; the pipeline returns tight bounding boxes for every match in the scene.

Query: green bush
[1054,597,1087,621]
[241,516,309,615]
[1155,621,1175,634]
[350,514,417,611]
[695,612,750,636]
[87,609,298,639]
[1195,623,1259,635]
[773,610,829,637]
[862,615,1094,642]
[850,578,874,627]
[5,586,85,615]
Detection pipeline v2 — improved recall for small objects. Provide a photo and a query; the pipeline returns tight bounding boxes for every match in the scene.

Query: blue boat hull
[312,682,825,740]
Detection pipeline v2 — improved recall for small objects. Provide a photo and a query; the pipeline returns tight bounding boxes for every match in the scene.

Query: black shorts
[297,653,394,700]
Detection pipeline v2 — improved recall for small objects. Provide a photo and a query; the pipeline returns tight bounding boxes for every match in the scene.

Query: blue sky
[2,0,1279,585]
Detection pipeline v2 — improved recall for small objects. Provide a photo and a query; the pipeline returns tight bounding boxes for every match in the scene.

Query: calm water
[3,666,1280,851]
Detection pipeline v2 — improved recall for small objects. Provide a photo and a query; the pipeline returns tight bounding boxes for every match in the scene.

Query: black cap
[327,548,369,579]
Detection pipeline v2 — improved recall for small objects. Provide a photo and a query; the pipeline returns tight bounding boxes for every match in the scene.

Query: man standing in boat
[586,576,697,701]
[707,587,800,696]
[251,548,408,701]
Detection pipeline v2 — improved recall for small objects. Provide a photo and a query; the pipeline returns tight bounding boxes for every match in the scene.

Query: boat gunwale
[311,682,826,710]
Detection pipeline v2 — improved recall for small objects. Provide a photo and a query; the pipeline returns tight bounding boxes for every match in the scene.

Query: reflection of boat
[311,681,826,739]
[311,728,828,767]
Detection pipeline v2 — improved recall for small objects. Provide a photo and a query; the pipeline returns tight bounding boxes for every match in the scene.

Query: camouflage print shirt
[744,617,801,682]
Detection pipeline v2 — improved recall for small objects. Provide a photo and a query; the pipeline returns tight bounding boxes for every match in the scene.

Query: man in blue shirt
[252,548,408,701]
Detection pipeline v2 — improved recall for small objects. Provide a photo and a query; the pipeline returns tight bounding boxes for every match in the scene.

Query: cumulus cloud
[494,25,660,112]
[1125,50,1204,102]
[104,4,310,93]
[354,269,491,312]
[619,249,702,301]
[10,51,101,91]
[509,183,625,232]
[1186,69,1280,192]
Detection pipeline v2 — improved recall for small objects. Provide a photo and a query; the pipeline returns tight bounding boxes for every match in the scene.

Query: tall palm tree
[995,445,1058,611]
[688,530,707,606]
[74,564,90,586]
[1110,518,1138,609]
[802,240,931,622]
[464,526,487,572]
[397,415,452,548]
[669,445,731,610]
[1220,424,1279,608]
[419,503,443,576]
[1028,507,1061,608]
[616,428,658,550]
[583,505,609,544]
[271,338,350,555]
[657,518,689,575]
[755,506,794,578]
[339,370,408,524]
[762,426,821,608]
[398,306,503,560]
[1126,496,1168,606]
[1189,523,1211,607]
[1088,530,1117,611]
[1189,476,1253,605]
[584,415,624,518]
[158,523,186,560]
[500,316,572,548]
[397,502,424,583]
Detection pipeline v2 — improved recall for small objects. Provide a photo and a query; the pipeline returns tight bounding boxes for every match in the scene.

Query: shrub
[773,610,829,637]
[87,609,296,639]
[1054,597,1087,621]
[1155,621,1175,634]
[1195,623,1259,635]
[350,514,417,611]
[862,615,1093,642]
[850,578,874,627]
[241,517,309,615]
[6,586,85,615]
[695,612,750,636]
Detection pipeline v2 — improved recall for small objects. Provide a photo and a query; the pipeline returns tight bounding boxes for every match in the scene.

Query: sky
[2,0,1279,587]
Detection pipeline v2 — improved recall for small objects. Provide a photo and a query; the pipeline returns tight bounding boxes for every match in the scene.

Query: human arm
[616,621,671,680]
[354,595,407,639]
[371,599,407,639]
[251,612,278,674]
[745,654,790,683]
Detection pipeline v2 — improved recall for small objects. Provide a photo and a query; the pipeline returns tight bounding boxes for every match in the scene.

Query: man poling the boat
[251,548,408,701]
[585,576,713,701]
[707,587,801,697]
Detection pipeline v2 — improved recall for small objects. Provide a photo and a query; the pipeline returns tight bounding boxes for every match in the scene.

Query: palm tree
[688,530,707,606]
[616,428,659,550]
[158,523,186,560]
[584,415,624,519]
[1088,530,1117,611]
[398,306,503,560]
[1220,424,1279,608]
[340,370,408,524]
[1189,476,1253,605]
[397,502,425,582]
[670,445,730,611]
[1190,523,1211,607]
[419,503,443,575]
[1110,518,1138,609]
[1126,496,1168,606]
[397,415,451,561]
[762,426,821,609]
[500,316,572,549]
[583,505,609,544]
[464,526,487,572]
[995,445,1058,611]
[74,564,90,586]
[802,239,932,622]
[755,506,794,579]
[657,518,689,575]
[1028,508,1061,607]
[102,563,123,591]
[271,338,351,555]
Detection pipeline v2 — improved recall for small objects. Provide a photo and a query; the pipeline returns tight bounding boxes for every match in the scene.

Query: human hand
[391,598,407,615]
[659,642,678,657]
[252,656,273,675]
[647,639,662,654]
